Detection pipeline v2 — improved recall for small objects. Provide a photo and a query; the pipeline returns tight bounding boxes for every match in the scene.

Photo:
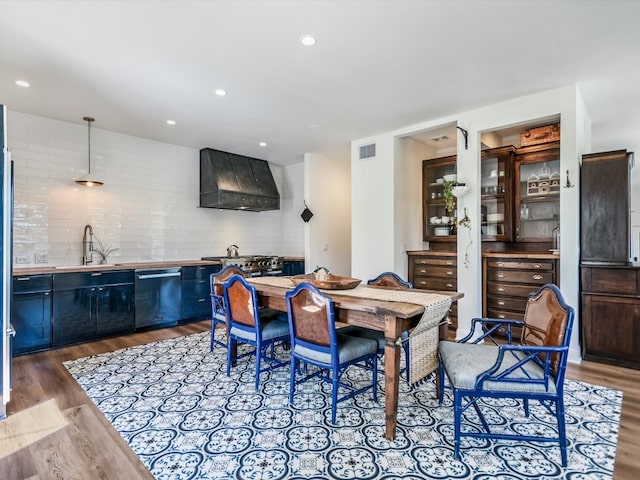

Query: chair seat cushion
[294,334,378,365]
[339,326,386,349]
[438,341,556,394]
[230,313,289,343]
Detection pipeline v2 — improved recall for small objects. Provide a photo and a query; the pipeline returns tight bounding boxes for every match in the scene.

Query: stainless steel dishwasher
[134,268,182,328]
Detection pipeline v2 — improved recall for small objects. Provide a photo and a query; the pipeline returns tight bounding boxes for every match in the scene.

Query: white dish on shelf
[435,178,444,184]
[434,227,450,236]
[486,213,504,222]
[443,174,457,182]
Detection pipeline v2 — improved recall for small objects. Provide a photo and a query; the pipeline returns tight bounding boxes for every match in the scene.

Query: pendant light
[75,116,103,187]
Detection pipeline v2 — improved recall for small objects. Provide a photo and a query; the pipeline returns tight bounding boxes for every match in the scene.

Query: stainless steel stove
[202,255,283,276]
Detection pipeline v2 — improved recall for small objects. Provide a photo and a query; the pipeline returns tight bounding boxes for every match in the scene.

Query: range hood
[199,148,280,212]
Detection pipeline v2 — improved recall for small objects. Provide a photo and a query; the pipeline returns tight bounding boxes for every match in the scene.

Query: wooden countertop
[407,250,559,259]
[13,259,222,276]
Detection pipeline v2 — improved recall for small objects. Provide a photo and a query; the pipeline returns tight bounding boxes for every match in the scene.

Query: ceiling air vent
[359,143,376,159]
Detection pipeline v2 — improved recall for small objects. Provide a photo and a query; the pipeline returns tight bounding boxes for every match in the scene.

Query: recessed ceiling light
[15,80,30,88]
[166,120,176,125]
[300,35,316,46]
[259,142,267,147]
[215,89,227,96]
[308,123,320,129]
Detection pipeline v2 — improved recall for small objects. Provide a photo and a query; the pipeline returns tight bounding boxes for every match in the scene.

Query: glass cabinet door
[481,146,514,241]
[514,145,560,243]
[423,155,457,242]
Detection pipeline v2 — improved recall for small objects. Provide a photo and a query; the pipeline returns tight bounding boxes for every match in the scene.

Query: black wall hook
[456,126,469,150]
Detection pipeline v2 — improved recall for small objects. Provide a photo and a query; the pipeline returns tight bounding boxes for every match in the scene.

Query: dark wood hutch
[409,139,561,338]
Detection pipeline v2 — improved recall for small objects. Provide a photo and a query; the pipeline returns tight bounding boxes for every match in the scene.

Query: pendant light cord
[87,118,91,174]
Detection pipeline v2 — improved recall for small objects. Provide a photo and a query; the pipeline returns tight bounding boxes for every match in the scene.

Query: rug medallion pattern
[64,332,621,479]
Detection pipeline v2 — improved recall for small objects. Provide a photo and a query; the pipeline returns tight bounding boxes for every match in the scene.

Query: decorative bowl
[291,274,362,290]
[443,174,457,182]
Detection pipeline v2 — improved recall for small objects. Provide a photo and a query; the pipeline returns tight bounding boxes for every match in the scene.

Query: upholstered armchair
[438,283,575,466]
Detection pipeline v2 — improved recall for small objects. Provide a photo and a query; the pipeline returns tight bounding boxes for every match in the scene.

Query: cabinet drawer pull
[498,301,505,306]
[198,280,206,284]
[44,292,50,296]
[446,283,453,288]
[198,298,206,303]
[446,271,454,276]
[497,287,505,292]
[16,277,31,281]
[497,273,505,278]
[532,274,543,280]
[497,262,505,267]
[91,272,102,277]
[498,314,505,319]
[533,263,542,269]
[446,261,453,266]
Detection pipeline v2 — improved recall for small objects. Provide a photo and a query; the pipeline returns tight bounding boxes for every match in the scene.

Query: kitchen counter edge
[13,260,223,276]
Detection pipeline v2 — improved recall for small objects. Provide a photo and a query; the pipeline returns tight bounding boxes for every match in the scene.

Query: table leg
[384,337,401,440]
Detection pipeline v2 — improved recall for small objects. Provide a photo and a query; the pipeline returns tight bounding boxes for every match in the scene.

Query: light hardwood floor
[1,322,638,479]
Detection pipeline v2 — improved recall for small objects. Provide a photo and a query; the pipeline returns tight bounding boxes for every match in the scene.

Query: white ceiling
[1,1,639,166]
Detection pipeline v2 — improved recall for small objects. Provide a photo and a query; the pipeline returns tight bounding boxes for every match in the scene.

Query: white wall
[8,111,305,266]
[305,148,351,276]
[351,85,589,362]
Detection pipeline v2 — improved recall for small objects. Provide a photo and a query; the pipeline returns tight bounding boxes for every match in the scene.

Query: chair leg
[226,338,234,377]
[331,373,339,424]
[524,398,530,417]
[556,398,568,467]
[372,355,378,402]
[255,344,262,391]
[289,359,297,404]
[402,340,410,384]
[438,361,445,404]
[453,390,462,460]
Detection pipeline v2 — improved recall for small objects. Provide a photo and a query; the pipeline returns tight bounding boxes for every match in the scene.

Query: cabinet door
[580,150,631,264]
[181,265,220,321]
[481,147,513,241]
[582,294,640,367]
[514,144,560,243]
[52,287,96,346]
[12,292,52,354]
[423,155,457,242]
[96,284,134,335]
[283,260,305,276]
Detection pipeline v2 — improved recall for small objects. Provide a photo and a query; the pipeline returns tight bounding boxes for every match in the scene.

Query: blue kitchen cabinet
[12,274,52,354]
[181,264,220,321]
[52,270,134,347]
[283,260,305,276]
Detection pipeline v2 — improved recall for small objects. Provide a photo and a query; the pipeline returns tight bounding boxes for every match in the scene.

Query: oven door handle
[7,323,16,337]
[137,272,181,280]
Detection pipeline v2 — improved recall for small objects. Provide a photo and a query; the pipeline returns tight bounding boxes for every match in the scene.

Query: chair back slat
[367,272,413,289]
[226,276,257,328]
[522,285,570,372]
[211,265,250,296]
[288,286,332,347]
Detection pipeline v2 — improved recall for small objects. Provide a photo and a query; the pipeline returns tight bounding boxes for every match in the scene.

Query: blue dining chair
[340,272,413,381]
[224,274,290,390]
[438,283,575,466]
[209,265,250,350]
[286,282,379,424]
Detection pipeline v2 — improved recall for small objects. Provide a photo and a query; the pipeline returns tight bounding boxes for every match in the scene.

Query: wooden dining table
[246,276,463,440]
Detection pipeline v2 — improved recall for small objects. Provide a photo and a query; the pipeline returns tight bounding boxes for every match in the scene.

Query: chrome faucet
[226,244,239,257]
[82,224,94,265]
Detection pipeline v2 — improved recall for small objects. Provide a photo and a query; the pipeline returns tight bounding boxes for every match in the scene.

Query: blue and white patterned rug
[64,331,621,479]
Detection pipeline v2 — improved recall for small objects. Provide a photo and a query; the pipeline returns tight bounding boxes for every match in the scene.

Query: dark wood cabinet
[514,142,561,244]
[579,150,636,368]
[283,260,305,276]
[581,266,640,368]
[580,150,632,264]
[422,155,458,242]
[52,270,134,347]
[483,253,559,335]
[11,274,52,354]
[481,146,514,241]
[407,251,458,333]
[181,265,220,321]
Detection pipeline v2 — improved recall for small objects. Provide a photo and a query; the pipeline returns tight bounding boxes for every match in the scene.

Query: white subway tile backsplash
[8,111,305,266]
